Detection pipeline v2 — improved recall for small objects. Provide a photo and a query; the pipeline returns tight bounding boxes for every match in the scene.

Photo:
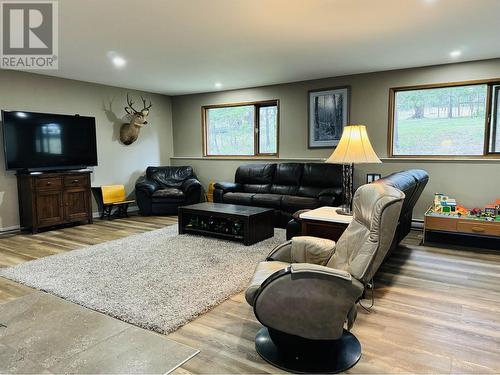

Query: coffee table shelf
[183,227,244,241]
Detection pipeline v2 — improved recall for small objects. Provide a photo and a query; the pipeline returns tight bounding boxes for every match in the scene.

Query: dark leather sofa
[213,163,343,227]
[135,166,202,215]
[286,169,429,250]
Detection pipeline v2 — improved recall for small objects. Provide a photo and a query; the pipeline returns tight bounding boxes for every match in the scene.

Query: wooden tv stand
[17,171,93,234]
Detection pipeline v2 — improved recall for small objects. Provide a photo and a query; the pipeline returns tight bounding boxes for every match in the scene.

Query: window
[202,100,279,156]
[389,80,500,158]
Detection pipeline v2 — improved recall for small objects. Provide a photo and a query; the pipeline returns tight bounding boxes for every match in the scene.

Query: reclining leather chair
[245,183,404,373]
[135,166,202,215]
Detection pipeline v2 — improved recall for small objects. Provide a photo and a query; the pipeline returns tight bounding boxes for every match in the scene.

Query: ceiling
[33,0,500,95]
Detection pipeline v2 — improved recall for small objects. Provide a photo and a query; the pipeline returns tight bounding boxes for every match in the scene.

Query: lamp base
[339,163,354,217]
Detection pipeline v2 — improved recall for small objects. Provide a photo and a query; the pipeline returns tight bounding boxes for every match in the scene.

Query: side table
[299,207,353,242]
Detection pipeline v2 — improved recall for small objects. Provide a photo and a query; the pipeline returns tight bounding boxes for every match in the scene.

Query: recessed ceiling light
[215,82,222,89]
[450,50,462,58]
[112,56,127,68]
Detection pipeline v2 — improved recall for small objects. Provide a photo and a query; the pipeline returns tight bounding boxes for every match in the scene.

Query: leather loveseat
[213,163,343,227]
[135,166,202,215]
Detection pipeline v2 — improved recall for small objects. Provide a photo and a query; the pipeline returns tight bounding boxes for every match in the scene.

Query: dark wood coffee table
[178,202,274,246]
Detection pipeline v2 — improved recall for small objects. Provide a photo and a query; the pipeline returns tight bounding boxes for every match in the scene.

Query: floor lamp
[326,125,381,215]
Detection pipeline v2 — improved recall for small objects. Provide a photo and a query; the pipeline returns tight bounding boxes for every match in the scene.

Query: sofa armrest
[267,236,335,265]
[135,176,159,195]
[318,187,342,197]
[293,209,311,220]
[214,181,242,192]
[181,178,202,204]
[267,240,293,262]
[290,263,351,280]
[181,178,202,194]
[286,217,302,240]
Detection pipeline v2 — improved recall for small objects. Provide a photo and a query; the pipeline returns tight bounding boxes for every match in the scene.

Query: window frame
[202,99,280,157]
[388,78,500,159]
[486,85,500,155]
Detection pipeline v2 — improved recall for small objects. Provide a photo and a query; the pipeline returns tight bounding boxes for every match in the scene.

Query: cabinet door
[64,189,90,221]
[36,191,64,226]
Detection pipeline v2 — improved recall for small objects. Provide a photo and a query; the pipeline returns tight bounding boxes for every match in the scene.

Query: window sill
[170,156,500,163]
[382,157,500,163]
[170,156,325,161]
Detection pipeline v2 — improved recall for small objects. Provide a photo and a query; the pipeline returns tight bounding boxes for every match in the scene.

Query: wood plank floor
[1,216,499,374]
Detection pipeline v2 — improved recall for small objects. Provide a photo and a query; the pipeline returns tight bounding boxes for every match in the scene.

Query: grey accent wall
[0,70,173,230]
[171,59,500,220]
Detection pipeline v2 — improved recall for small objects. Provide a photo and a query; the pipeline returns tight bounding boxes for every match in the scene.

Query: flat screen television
[2,110,98,171]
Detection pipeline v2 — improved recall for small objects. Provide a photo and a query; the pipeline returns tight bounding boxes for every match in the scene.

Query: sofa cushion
[298,163,343,197]
[236,164,275,193]
[223,192,254,205]
[152,187,185,198]
[252,194,283,209]
[151,188,186,203]
[281,195,319,213]
[270,163,303,195]
[243,184,273,193]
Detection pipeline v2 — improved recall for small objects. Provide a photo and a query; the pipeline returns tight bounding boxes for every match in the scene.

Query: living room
[1,0,499,374]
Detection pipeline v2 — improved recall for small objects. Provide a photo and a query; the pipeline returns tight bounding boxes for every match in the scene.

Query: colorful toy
[434,193,457,214]
[433,194,500,221]
[470,208,482,217]
[484,204,496,217]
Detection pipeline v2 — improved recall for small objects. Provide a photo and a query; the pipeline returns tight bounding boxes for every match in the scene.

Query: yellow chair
[206,181,215,202]
[92,185,135,219]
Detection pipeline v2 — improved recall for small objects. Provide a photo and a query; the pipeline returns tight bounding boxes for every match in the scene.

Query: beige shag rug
[0,225,285,334]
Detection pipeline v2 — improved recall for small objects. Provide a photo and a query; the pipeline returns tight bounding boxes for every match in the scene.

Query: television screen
[2,111,98,170]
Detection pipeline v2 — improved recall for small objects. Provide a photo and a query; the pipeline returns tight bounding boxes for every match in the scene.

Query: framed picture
[366,173,381,183]
[308,86,350,148]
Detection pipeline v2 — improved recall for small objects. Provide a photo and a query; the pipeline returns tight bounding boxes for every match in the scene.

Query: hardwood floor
[1,216,500,374]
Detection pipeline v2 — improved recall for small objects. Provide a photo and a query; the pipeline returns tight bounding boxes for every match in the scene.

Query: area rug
[0,226,285,334]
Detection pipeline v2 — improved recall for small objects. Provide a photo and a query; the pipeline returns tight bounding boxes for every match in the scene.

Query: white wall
[0,70,173,230]
[171,59,500,220]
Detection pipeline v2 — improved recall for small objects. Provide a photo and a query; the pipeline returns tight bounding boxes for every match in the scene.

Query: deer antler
[125,93,140,114]
[140,96,153,111]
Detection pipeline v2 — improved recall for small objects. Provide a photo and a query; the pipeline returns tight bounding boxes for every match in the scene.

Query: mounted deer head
[119,93,153,145]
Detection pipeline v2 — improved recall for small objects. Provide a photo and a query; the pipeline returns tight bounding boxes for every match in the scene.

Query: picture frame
[366,173,381,183]
[308,86,350,148]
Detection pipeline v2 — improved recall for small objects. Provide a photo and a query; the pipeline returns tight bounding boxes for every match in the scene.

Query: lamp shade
[326,125,381,164]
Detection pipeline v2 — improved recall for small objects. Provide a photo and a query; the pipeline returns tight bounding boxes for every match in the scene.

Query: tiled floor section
[0,292,198,374]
